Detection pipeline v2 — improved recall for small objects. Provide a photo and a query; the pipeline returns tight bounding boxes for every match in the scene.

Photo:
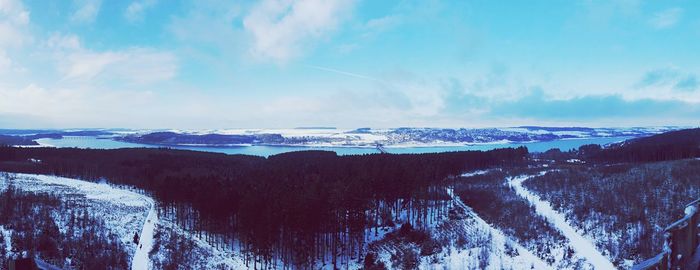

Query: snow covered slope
[150,216,248,269]
[440,186,553,270]
[509,174,616,270]
[365,169,552,270]
[5,173,154,269]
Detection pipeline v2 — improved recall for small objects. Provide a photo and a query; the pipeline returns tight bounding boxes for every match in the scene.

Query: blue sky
[0,0,698,129]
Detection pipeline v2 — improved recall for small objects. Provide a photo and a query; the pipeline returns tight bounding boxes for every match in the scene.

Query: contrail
[305,65,385,83]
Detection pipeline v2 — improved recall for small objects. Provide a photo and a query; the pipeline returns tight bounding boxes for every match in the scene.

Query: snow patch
[0,225,12,255]
[460,169,499,178]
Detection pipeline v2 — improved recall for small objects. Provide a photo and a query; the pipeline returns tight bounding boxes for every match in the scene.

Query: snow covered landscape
[509,174,615,270]
[0,126,681,150]
[113,126,680,148]
[0,173,147,268]
[1,128,699,269]
[2,0,699,268]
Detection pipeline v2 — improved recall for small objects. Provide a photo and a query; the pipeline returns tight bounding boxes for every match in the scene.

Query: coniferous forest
[0,128,698,269]
[0,146,527,268]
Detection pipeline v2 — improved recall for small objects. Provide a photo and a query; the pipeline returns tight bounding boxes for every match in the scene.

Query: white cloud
[243,0,355,63]
[49,33,177,84]
[649,7,682,29]
[125,0,158,23]
[0,27,179,126]
[0,83,165,128]
[362,15,401,36]
[0,0,29,25]
[61,49,177,84]
[0,0,30,48]
[48,33,81,50]
[0,23,26,48]
[0,0,30,73]
[0,49,11,71]
[71,0,102,24]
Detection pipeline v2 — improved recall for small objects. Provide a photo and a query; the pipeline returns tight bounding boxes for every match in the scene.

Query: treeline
[529,128,700,164]
[117,131,285,145]
[0,146,527,267]
[0,135,38,146]
[0,175,129,269]
[589,128,700,163]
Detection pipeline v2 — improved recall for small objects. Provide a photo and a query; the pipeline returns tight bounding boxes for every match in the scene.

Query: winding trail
[509,174,616,270]
[131,197,157,270]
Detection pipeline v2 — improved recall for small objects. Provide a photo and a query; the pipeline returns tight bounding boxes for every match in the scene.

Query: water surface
[36,136,632,157]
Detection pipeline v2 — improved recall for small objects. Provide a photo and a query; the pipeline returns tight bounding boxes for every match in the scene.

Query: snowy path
[446,187,553,270]
[131,197,157,270]
[509,174,616,270]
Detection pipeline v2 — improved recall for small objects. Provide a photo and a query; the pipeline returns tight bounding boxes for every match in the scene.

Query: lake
[35,136,632,157]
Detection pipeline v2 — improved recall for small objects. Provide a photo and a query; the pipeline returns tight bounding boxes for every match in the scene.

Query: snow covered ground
[441,187,553,270]
[0,170,636,269]
[366,167,552,270]
[460,169,499,177]
[363,169,602,269]
[509,174,616,270]
[4,173,153,269]
[10,172,249,269]
[151,216,248,269]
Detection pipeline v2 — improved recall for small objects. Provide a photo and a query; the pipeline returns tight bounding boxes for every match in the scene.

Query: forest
[0,128,697,268]
[454,170,585,269]
[0,146,527,268]
[0,174,129,269]
[523,160,700,266]
[588,128,700,162]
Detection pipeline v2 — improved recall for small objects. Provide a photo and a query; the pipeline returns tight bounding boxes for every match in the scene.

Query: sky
[0,0,699,129]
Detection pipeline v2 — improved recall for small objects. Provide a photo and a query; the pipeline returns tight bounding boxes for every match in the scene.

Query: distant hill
[0,135,38,146]
[0,130,115,146]
[592,128,700,162]
[117,131,286,146]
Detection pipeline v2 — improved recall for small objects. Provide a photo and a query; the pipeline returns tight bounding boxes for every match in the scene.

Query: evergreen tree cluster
[0,146,527,267]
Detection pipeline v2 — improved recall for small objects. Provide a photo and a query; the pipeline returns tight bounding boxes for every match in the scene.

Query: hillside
[592,128,700,162]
